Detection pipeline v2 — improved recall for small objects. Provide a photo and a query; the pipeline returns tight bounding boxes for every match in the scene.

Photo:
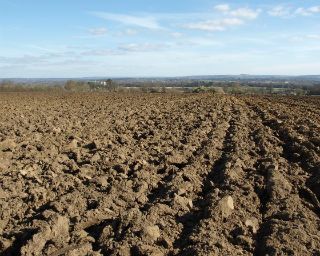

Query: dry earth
[0,93,319,256]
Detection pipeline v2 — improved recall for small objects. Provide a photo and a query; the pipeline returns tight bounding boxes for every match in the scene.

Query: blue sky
[0,0,320,77]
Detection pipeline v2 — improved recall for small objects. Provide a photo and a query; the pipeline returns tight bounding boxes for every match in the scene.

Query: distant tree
[308,85,320,95]
[295,88,306,96]
[106,79,118,91]
[64,80,89,92]
[227,84,245,95]
[64,80,77,91]
[88,82,97,91]
[160,85,167,93]
[106,79,112,87]
[192,86,207,93]
[0,80,22,92]
[268,84,274,94]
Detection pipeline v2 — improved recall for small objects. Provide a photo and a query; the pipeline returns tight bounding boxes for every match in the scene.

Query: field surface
[0,93,319,256]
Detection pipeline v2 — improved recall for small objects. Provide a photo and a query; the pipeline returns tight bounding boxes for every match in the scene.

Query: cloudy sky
[0,0,320,77]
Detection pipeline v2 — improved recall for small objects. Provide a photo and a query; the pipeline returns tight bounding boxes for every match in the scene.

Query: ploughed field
[0,93,319,256]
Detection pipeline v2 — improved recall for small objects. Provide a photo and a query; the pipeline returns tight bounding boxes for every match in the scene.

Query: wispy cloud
[288,34,320,42]
[268,6,291,17]
[81,49,120,56]
[91,12,162,30]
[307,34,320,39]
[119,28,138,36]
[118,43,172,52]
[180,37,222,47]
[88,27,108,36]
[114,28,139,37]
[295,6,320,16]
[184,18,244,32]
[229,8,261,19]
[80,42,173,57]
[214,4,230,12]
[214,4,261,19]
[268,5,320,18]
[170,32,184,38]
[184,5,260,32]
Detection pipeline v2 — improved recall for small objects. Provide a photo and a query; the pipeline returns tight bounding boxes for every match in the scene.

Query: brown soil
[0,93,319,256]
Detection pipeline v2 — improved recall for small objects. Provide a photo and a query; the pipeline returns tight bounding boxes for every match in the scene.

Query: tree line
[0,79,118,92]
[0,79,319,95]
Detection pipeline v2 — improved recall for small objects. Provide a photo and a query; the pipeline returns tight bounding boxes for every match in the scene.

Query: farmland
[0,93,319,255]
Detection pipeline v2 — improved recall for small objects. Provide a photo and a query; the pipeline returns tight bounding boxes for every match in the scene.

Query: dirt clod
[142,225,161,242]
[245,217,259,234]
[218,196,234,219]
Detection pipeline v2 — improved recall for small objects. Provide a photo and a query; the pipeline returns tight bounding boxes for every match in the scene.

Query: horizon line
[1,74,320,80]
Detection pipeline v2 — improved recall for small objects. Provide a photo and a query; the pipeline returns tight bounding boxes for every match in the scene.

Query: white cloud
[268,5,320,17]
[295,6,320,16]
[307,34,320,39]
[118,43,172,52]
[82,42,173,56]
[285,33,320,43]
[229,8,261,19]
[214,4,230,12]
[92,12,162,30]
[171,32,184,38]
[81,49,121,56]
[309,6,320,12]
[184,5,260,32]
[295,7,311,16]
[88,27,108,36]
[184,18,244,32]
[268,6,290,17]
[123,28,138,35]
[182,37,222,47]
[214,5,260,19]
[116,28,138,36]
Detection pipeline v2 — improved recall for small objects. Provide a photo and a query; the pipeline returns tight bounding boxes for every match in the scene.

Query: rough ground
[0,93,319,256]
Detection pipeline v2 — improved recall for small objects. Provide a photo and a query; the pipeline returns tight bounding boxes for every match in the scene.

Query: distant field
[0,93,319,255]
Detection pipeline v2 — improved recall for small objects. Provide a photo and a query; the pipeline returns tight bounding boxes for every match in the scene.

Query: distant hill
[2,75,320,85]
